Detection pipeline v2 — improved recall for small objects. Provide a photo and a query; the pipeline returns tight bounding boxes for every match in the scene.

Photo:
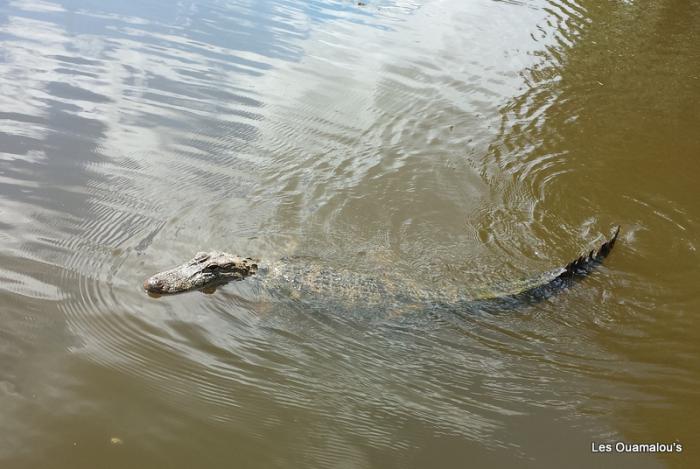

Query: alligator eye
[194,252,210,262]
[220,263,234,270]
[208,264,219,270]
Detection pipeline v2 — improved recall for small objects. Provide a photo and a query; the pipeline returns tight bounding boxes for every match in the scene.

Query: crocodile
[144,227,621,311]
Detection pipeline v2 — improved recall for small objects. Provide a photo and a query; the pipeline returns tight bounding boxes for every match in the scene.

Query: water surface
[1,0,698,467]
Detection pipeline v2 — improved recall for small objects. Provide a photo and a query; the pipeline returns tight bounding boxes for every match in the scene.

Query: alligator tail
[555,225,620,278]
[489,226,621,306]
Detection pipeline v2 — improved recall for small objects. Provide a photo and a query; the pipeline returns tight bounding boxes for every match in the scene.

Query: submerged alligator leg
[473,226,621,310]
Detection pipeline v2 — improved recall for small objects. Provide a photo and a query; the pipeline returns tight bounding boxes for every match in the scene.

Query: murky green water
[1,0,698,467]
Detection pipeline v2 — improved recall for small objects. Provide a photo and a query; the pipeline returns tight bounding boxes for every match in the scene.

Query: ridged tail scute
[558,225,620,279]
[487,226,622,307]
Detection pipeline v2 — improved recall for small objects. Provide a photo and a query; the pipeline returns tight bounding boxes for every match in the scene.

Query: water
[1,0,698,467]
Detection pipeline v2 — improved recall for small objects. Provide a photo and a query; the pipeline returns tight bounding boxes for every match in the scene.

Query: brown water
[1,0,698,467]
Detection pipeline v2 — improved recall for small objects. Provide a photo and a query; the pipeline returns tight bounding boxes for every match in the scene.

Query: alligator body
[144,227,621,310]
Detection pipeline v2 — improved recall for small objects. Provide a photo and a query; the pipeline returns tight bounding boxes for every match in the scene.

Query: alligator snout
[143,276,165,294]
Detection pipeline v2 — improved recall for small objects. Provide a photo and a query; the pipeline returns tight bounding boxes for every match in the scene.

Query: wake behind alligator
[144,227,620,311]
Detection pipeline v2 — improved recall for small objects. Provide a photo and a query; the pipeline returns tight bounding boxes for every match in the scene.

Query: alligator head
[143,251,258,295]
